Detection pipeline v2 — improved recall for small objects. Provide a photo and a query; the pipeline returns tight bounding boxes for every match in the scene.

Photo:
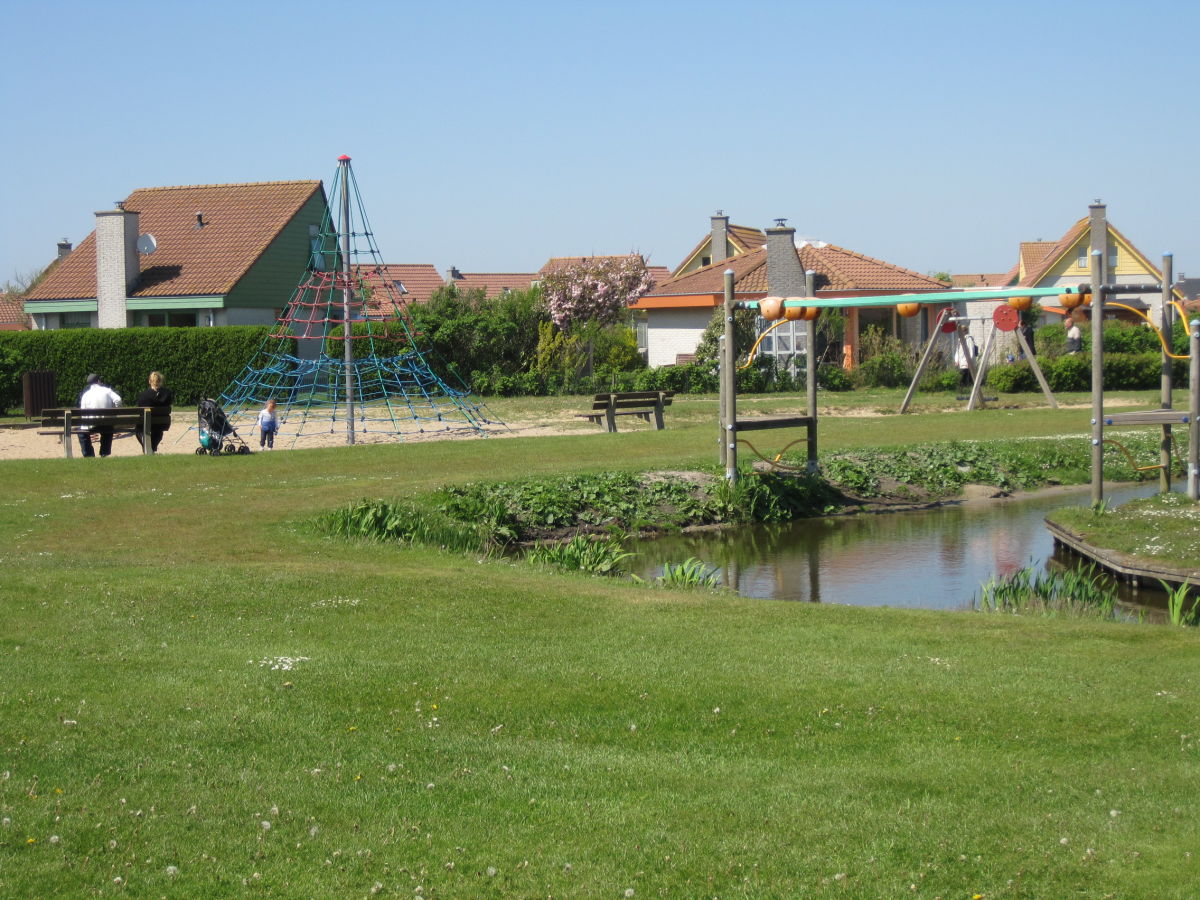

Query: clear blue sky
[5,0,1199,286]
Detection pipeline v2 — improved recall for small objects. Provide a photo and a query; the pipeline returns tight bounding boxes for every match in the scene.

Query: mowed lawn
[1,396,1197,898]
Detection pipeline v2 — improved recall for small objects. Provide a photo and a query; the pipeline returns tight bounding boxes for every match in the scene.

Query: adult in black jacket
[135,371,173,452]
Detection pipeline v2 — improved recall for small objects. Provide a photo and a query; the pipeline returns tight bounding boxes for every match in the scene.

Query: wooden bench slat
[576,392,674,433]
[39,407,173,458]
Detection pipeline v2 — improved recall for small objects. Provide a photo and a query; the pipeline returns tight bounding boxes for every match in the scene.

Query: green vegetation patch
[816,432,1175,499]
[1049,490,1200,573]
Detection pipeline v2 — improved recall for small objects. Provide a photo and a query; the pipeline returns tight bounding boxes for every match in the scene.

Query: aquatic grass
[975,564,1120,620]
[653,557,723,589]
[524,533,633,575]
[1160,580,1198,626]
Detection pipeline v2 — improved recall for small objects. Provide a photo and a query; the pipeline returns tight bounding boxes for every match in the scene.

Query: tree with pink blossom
[540,256,655,331]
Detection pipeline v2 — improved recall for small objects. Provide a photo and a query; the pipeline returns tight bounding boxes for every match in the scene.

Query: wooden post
[804,270,818,473]
[722,270,737,482]
[1160,254,1174,493]
[718,334,727,467]
[901,307,950,413]
[1015,328,1058,409]
[967,327,995,411]
[63,410,74,459]
[1189,318,1199,501]
[1091,250,1105,507]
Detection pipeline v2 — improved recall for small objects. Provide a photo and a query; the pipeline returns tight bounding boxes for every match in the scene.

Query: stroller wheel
[194,447,206,456]
[223,443,236,454]
[237,446,251,455]
[208,447,221,456]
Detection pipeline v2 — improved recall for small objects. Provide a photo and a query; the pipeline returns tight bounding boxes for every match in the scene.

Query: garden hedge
[0,326,286,413]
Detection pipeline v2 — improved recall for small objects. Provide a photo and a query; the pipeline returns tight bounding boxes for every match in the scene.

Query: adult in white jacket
[78,373,122,457]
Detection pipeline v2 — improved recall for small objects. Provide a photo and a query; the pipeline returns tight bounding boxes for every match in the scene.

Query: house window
[701,256,712,267]
[145,312,198,327]
[635,317,648,356]
[61,312,91,329]
[1077,246,1088,268]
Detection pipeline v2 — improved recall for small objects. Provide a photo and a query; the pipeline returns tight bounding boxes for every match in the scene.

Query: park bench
[38,407,173,458]
[576,391,675,433]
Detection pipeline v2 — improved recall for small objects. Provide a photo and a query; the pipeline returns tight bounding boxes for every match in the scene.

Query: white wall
[645,307,715,367]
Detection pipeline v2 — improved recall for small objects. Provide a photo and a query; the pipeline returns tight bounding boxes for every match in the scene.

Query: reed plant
[524,533,632,575]
[1160,579,1198,626]
[975,564,1120,620]
[642,557,723,589]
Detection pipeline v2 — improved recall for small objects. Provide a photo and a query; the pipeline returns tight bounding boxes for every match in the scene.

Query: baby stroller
[196,398,252,455]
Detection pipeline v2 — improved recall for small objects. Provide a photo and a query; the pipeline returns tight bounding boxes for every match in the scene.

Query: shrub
[919,367,959,393]
[988,361,1037,394]
[818,363,853,391]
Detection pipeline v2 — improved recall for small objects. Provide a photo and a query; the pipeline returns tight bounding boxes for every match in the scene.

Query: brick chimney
[710,211,730,265]
[765,219,806,297]
[94,202,139,328]
[56,238,73,260]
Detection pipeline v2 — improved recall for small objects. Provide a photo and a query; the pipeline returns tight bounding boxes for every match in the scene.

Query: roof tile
[26,181,324,300]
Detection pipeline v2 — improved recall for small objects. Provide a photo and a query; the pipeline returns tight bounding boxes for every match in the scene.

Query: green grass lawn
[2,394,1197,898]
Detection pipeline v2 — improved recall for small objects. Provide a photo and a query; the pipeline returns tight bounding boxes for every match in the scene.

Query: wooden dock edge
[1045,520,1200,589]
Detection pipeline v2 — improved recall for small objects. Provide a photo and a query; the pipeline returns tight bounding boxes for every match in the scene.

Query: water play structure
[217,155,501,446]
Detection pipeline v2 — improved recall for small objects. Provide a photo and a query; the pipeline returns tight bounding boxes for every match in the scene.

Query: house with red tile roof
[633,216,946,369]
[24,180,328,329]
[439,256,670,301]
[0,291,31,330]
[950,202,1181,357]
[357,263,444,317]
[443,267,539,298]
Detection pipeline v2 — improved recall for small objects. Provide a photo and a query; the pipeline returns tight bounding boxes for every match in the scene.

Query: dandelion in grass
[166,865,180,877]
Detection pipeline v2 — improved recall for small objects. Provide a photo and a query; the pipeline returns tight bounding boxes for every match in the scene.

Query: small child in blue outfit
[256,398,279,449]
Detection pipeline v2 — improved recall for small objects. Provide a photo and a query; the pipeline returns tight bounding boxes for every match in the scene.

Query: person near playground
[1019,321,1036,358]
[256,398,279,450]
[953,334,977,389]
[135,370,173,453]
[1065,316,1082,353]
[77,373,122,458]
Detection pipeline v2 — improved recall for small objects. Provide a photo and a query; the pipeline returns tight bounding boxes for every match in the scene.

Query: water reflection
[629,483,1163,611]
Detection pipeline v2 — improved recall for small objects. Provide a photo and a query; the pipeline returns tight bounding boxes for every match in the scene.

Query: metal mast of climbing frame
[338,155,356,445]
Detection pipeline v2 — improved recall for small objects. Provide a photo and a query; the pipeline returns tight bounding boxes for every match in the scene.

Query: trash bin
[22,371,56,419]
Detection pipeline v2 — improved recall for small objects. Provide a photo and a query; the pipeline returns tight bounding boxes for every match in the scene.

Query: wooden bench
[576,391,675,432]
[39,407,173,458]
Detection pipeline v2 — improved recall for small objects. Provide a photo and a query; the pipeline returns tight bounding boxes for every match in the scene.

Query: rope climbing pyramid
[218,155,502,447]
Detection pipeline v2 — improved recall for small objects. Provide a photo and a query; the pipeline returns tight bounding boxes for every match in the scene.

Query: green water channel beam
[736,285,1085,310]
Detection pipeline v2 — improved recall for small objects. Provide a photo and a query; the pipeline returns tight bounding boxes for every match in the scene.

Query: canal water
[628,482,1166,612]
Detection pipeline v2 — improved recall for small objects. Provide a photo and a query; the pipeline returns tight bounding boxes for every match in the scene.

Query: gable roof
[643,240,946,299]
[1017,215,1166,287]
[26,180,324,301]
[672,224,766,276]
[357,263,444,314]
[951,272,1013,288]
[446,272,538,297]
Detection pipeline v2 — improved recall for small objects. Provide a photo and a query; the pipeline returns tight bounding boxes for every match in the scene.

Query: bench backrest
[41,407,173,428]
[588,391,675,410]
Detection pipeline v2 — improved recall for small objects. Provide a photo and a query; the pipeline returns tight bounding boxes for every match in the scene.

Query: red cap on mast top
[338,155,351,161]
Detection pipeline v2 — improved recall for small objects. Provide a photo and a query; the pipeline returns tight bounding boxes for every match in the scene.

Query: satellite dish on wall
[136,233,157,255]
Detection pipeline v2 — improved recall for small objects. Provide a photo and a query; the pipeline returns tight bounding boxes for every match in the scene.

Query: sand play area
[0,416,580,462]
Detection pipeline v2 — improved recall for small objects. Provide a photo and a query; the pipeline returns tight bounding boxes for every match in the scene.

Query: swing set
[718,258,1199,503]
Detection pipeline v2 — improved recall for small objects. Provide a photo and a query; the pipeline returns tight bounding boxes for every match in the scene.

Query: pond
[627,482,1166,613]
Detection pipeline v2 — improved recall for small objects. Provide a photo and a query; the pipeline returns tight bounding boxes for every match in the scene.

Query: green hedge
[0,326,283,413]
[986,352,1181,394]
